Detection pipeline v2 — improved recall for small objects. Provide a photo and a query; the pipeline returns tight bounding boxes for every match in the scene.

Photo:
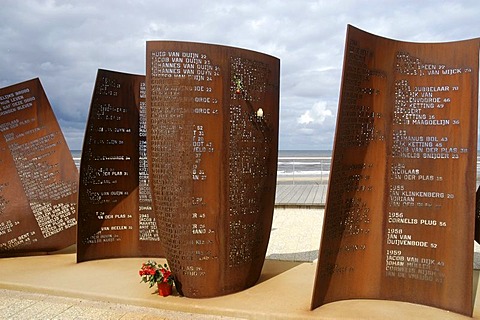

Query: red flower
[160,269,172,282]
[139,260,174,288]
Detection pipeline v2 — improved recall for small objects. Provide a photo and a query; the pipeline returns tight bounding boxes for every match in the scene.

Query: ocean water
[71,150,82,168]
[72,150,331,158]
[277,150,332,157]
[277,150,332,183]
[71,149,480,185]
[72,150,333,184]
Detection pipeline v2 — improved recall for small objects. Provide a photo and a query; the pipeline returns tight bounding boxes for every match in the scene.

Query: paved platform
[1,208,480,319]
[2,255,480,319]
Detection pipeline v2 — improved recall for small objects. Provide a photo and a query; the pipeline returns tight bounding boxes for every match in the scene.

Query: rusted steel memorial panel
[0,79,78,256]
[77,69,162,262]
[146,42,279,297]
[312,25,479,316]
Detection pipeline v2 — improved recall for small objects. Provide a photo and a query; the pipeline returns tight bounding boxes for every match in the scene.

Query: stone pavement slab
[0,289,240,319]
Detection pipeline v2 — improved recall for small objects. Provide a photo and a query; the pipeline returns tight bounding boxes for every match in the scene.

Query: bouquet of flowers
[139,260,174,288]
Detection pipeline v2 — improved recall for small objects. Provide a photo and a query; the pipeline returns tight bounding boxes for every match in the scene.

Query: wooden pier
[275,184,327,207]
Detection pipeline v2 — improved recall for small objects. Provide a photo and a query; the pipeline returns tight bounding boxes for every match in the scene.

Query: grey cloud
[1,0,480,150]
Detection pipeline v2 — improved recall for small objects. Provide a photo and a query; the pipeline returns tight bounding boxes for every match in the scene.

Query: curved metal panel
[0,78,78,256]
[77,69,163,262]
[311,25,479,316]
[146,42,279,297]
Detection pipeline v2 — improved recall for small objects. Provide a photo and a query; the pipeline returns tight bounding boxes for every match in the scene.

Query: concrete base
[0,253,479,319]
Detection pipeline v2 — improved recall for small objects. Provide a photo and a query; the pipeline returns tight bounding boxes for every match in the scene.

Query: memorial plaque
[77,69,162,262]
[0,78,78,256]
[146,41,279,297]
[311,25,478,316]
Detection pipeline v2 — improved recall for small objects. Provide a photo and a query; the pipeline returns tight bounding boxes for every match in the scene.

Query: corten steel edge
[146,41,280,298]
[77,69,163,262]
[0,78,78,256]
[476,186,480,242]
[474,183,480,244]
[311,25,479,316]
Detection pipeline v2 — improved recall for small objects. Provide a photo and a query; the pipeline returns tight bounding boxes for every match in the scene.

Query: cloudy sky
[1,0,479,150]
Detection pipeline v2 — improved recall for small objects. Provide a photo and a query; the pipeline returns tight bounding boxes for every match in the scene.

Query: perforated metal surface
[146,42,280,297]
[312,25,479,316]
[77,69,163,262]
[0,78,78,256]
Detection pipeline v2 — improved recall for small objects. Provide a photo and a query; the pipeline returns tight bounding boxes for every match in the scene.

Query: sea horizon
[70,149,333,182]
[70,149,334,158]
[70,149,480,183]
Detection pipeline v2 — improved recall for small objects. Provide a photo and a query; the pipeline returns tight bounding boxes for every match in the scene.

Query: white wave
[278,161,325,165]
[277,170,330,176]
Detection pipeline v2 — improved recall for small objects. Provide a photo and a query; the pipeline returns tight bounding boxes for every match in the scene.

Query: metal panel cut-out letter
[0,78,78,256]
[311,25,478,316]
[77,69,163,262]
[147,42,279,297]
